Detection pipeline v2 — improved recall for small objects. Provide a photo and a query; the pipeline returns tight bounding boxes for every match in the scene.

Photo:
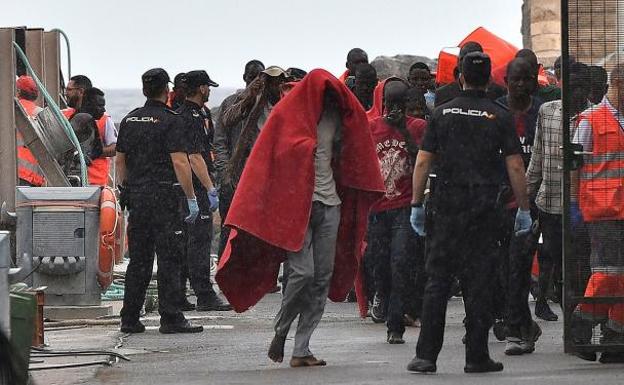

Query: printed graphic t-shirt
[370,116,427,213]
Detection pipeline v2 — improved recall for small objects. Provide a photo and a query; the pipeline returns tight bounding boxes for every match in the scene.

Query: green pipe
[50,28,71,80]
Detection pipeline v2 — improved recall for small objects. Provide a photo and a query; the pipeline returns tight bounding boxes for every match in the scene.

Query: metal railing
[562,0,624,354]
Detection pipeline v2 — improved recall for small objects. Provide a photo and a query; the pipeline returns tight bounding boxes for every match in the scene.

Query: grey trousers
[274,201,341,357]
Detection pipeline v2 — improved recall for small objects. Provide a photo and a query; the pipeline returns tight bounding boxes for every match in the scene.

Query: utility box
[16,187,101,306]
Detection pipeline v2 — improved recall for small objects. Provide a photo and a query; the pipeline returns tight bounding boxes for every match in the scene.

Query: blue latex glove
[208,188,219,212]
[185,198,200,224]
[514,208,532,236]
[410,206,426,236]
[570,201,584,229]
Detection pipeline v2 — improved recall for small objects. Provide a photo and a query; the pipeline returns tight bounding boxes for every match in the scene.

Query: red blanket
[216,69,385,317]
[366,78,399,121]
[338,69,350,83]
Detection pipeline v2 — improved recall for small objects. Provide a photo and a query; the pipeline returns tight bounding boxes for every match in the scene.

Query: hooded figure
[216,69,384,366]
[366,77,403,121]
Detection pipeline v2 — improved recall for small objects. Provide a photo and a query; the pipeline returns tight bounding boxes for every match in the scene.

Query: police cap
[142,68,171,88]
[461,52,491,80]
[173,72,186,87]
[286,67,307,81]
[183,70,219,88]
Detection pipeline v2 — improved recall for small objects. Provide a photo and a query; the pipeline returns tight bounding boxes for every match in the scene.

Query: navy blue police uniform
[175,70,230,311]
[415,60,522,366]
[117,69,196,331]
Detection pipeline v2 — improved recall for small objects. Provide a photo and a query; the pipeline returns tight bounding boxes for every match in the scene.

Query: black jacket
[116,100,189,188]
[423,90,521,188]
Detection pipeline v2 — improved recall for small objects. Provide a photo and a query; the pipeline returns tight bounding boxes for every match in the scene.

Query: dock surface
[35,295,624,385]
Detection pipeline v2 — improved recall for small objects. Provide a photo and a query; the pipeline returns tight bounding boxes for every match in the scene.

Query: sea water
[103,87,238,123]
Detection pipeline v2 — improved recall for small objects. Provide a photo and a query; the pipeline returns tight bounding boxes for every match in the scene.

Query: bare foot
[268,335,286,363]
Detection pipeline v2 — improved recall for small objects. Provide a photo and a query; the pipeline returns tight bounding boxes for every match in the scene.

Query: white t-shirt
[573,98,624,152]
[102,115,118,146]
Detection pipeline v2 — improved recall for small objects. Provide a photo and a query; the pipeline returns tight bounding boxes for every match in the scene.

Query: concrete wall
[569,0,622,66]
[523,0,624,66]
[523,0,561,66]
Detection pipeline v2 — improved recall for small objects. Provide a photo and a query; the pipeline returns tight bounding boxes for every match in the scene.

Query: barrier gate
[562,0,624,354]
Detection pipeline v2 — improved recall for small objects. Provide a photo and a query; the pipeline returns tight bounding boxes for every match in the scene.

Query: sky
[2,0,524,89]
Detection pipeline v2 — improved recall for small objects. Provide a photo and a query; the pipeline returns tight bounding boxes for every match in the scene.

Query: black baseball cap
[173,72,186,87]
[286,67,307,81]
[142,68,171,88]
[462,52,491,80]
[183,70,219,88]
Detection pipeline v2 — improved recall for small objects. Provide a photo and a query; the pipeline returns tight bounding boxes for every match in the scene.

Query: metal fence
[562,0,624,354]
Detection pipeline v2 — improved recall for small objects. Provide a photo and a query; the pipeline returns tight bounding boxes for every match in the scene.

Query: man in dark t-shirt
[407,53,531,374]
[494,58,545,355]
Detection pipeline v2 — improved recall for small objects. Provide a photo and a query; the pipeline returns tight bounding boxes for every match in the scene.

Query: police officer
[177,70,231,311]
[407,53,532,373]
[116,68,203,334]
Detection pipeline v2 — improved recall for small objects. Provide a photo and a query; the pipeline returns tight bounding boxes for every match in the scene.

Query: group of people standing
[16,74,118,188]
[34,39,622,373]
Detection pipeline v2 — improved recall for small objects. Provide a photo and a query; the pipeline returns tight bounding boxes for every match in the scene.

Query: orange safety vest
[575,272,624,333]
[17,99,45,186]
[61,107,75,119]
[88,115,111,186]
[579,104,624,221]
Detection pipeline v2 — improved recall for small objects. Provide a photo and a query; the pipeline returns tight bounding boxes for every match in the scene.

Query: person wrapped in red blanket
[216,68,385,367]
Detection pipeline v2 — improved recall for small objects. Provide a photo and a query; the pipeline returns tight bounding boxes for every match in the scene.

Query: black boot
[180,299,196,312]
[535,300,558,321]
[493,319,507,341]
[197,292,232,311]
[120,320,146,334]
[599,352,624,364]
[464,358,504,373]
[407,357,436,373]
[159,319,203,334]
[574,351,597,361]
[535,260,558,321]
[387,331,405,344]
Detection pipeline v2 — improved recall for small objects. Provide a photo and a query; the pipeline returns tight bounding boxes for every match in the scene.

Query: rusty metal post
[25,29,45,106]
[43,30,61,106]
[0,28,17,221]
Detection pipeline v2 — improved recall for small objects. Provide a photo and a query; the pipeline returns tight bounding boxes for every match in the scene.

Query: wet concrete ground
[35,294,624,385]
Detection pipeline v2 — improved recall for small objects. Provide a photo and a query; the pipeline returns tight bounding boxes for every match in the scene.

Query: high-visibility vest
[579,104,624,221]
[575,272,624,333]
[17,99,45,186]
[87,115,110,186]
[61,107,75,119]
